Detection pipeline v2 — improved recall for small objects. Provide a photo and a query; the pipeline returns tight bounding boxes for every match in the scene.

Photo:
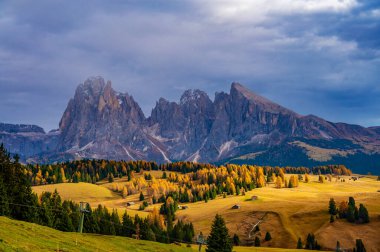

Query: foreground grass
[0,217,310,252]
[0,216,191,252]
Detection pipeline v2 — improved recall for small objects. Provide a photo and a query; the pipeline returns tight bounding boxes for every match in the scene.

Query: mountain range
[1,76,380,174]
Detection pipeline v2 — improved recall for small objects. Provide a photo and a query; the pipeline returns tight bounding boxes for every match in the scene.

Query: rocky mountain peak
[180,89,210,105]
[230,82,297,116]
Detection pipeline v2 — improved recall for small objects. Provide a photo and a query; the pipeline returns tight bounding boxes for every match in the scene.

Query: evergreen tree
[255,225,260,232]
[233,234,240,246]
[139,192,145,201]
[265,231,272,241]
[329,198,337,215]
[348,197,356,208]
[121,211,134,237]
[254,236,261,247]
[354,239,366,252]
[206,214,232,252]
[0,146,38,222]
[0,176,10,216]
[297,237,303,249]
[358,204,369,223]
[347,205,356,223]
[305,233,320,250]
[336,241,341,252]
[330,215,335,223]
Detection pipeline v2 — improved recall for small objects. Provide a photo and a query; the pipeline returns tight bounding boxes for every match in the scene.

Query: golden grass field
[177,174,380,251]
[32,174,380,251]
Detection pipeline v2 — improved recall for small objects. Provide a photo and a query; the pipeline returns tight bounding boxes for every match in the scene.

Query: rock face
[0,123,59,159]
[57,77,169,162]
[1,76,380,173]
[148,89,215,161]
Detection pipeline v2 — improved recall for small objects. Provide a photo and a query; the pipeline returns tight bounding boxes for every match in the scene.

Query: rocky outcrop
[57,76,169,162]
[0,123,59,159]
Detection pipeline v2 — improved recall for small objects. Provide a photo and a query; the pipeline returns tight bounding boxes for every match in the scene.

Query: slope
[0,216,313,252]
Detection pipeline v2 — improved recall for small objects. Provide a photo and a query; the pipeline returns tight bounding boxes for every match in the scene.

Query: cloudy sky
[0,0,379,131]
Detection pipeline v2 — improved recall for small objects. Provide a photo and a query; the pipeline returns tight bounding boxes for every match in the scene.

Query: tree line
[26,159,352,186]
[0,145,194,244]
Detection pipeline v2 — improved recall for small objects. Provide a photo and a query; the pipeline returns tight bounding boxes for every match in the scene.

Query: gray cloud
[0,0,379,131]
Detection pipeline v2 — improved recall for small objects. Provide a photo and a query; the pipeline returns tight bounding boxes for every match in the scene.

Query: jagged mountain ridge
[1,77,380,173]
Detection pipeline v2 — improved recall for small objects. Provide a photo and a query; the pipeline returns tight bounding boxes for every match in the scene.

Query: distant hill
[1,76,379,174]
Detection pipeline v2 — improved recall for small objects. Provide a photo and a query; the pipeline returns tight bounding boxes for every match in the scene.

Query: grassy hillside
[177,175,380,251]
[31,175,380,251]
[32,182,149,218]
[0,217,311,252]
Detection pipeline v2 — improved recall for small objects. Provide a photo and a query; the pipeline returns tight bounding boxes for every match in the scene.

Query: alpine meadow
[1,0,380,251]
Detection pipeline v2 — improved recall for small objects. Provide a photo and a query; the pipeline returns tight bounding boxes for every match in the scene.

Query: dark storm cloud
[0,0,379,130]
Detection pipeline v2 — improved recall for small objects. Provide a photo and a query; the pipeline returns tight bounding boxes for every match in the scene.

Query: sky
[0,0,379,131]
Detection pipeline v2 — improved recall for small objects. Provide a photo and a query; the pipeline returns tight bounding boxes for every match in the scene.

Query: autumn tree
[275,176,282,189]
[304,174,310,183]
[319,175,324,183]
[338,201,348,218]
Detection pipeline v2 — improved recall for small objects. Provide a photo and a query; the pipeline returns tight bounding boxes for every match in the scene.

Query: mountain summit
[1,77,380,173]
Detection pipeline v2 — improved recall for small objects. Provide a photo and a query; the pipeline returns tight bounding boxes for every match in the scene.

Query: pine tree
[206,214,232,252]
[0,176,10,216]
[305,233,320,250]
[329,198,337,215]
[336,241,341,252]
[254,236,261,247]
[255,225,260,232]
[233,234,240,245]
[348,196,356,208]
[297,237,303,249]
[347,205,356,223]
[265,231,272,241]
[354,239,366,252]
[358,204,369,223]
[139,192,145,201]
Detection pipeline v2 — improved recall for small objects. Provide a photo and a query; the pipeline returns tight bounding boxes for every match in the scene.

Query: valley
[32,170,380,251]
